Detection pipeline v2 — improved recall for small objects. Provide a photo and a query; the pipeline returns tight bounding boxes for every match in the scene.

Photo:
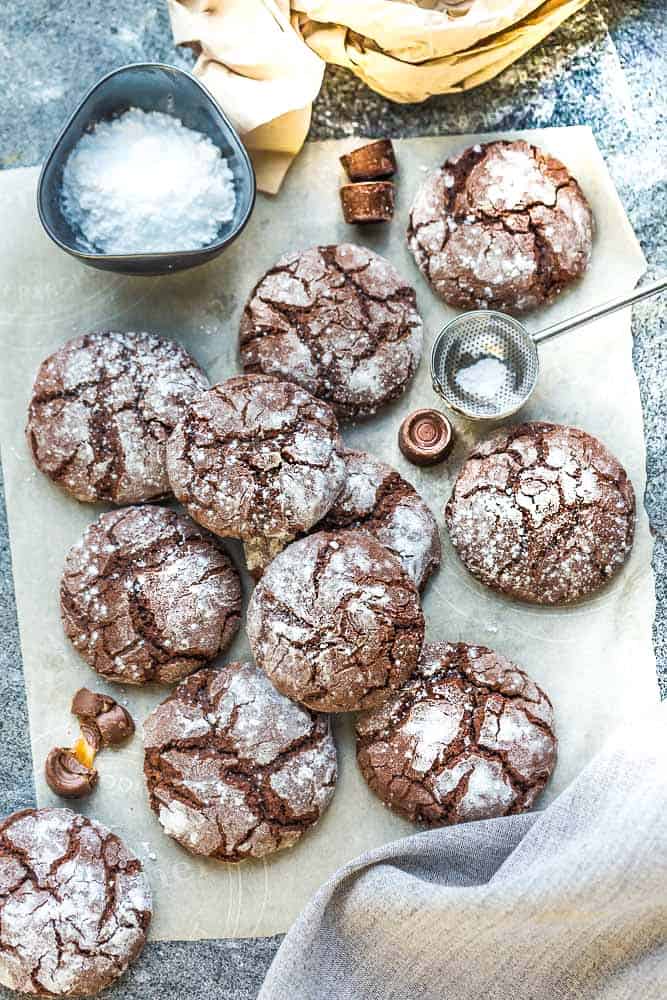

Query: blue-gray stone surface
[0,2,664,997]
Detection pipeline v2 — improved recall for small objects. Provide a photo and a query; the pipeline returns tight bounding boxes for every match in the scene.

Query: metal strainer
[431,276,667,421]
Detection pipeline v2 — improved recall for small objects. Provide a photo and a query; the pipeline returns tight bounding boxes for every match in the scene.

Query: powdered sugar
[211,662,313,765]
[455,356,510,400]
[269,744,337,817]
[434,753,516,820]
[62,108,236,254]
[403,701,464,773]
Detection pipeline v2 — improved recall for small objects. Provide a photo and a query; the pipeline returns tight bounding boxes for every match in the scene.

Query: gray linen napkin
[259,702,667,999]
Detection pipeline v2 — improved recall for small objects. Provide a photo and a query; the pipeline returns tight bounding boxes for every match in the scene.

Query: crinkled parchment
[0,127,657,938]
[169,0,590,190]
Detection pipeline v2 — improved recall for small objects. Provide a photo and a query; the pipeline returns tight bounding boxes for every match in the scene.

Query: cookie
[166,374,346,573]
[407,140,593,312]
[356,642,557,825]
[60,506,241,685]
[26,331,209,504]
[445,422,635,604]
[143,662,337,861]
[318,449,441,591]
[238,244,423,419]
[247,530,425,712]
[0,807,151,996]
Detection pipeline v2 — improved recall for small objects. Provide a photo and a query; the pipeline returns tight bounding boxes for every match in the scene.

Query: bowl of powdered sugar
[37,63,255,275]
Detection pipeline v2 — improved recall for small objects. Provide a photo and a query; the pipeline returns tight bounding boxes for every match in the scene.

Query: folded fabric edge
[257,699,666,999]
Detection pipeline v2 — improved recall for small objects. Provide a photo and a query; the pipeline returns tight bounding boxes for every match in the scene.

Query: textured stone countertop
[0,2,665,997]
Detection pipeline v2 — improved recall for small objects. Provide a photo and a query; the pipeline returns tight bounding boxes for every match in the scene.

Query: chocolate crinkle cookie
[407,140,594,312]
[166,374,346,574]
[247,530,425,712]
[238,243,423,420]
[318,449,441,592]
[0,807,151,997]
[143,662,337,861]
[445,422,635,604]
[26,331,209,504]
[356,642,557,826]
[60,505,241,685]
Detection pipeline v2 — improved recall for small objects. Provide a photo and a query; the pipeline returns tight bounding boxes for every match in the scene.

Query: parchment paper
[0,127,658,939]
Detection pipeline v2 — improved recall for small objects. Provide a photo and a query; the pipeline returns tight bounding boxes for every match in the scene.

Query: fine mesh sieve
[431,276,667,421]
[431,310,538,420]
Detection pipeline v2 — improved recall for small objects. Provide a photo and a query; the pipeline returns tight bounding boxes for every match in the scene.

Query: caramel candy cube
[340,140,397,181]
[340,181,395,224]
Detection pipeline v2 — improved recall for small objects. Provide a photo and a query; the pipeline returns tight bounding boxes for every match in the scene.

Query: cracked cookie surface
[356,642,557,825]
[60,506,242,685]
[166,374,346,573]
[407,140,593,312]
[238,243,423,419]
[27,331,209,504]
[318,449,441,592]
[247,530,425,712]
[143,662,337,861]
[0,807,151,997]
[445,422,635,604]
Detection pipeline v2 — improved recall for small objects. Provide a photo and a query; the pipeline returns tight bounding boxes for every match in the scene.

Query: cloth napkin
[167,0,590,192]
[259,701,667,999]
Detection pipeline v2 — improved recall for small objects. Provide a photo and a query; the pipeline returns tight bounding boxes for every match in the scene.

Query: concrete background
[0,2,664,996]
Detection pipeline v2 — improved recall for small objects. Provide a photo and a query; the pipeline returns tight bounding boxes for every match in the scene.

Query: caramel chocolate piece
[78,722,101,755]
[341,182,394,224]
[71,687,114,718]
[72,733,97,768]
[45,747,98,799]
[96,704,135,745]
[71,686,135,747]
[340,139,397,181]
[398,408,452,466]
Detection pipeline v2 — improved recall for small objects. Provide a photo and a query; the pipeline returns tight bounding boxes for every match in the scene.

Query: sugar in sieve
[430,276,667,421]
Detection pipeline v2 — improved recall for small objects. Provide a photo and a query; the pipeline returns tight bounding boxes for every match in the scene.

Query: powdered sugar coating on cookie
[143,663,337,861]
[61,506,241,685]
[247,530,425,712]
[0,807,151,997]
[356,641,557,825]
[239,244,423,419]
[319,449,441,591]
[445,422,635,604]
[407,140,593,312]
[26,331,209,503]
[166,375,346,571]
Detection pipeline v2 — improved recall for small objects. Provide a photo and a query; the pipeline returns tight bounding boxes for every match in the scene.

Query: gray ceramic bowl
[37,63,256,276]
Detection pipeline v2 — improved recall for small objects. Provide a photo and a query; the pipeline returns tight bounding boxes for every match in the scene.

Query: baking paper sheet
[0,127,658,939]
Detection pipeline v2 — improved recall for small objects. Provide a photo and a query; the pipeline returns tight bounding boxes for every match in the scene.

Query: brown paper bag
[296,0,592,102]
[168,0,591,189]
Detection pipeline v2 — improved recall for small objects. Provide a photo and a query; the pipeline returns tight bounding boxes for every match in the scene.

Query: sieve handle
[532,275,667,345]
